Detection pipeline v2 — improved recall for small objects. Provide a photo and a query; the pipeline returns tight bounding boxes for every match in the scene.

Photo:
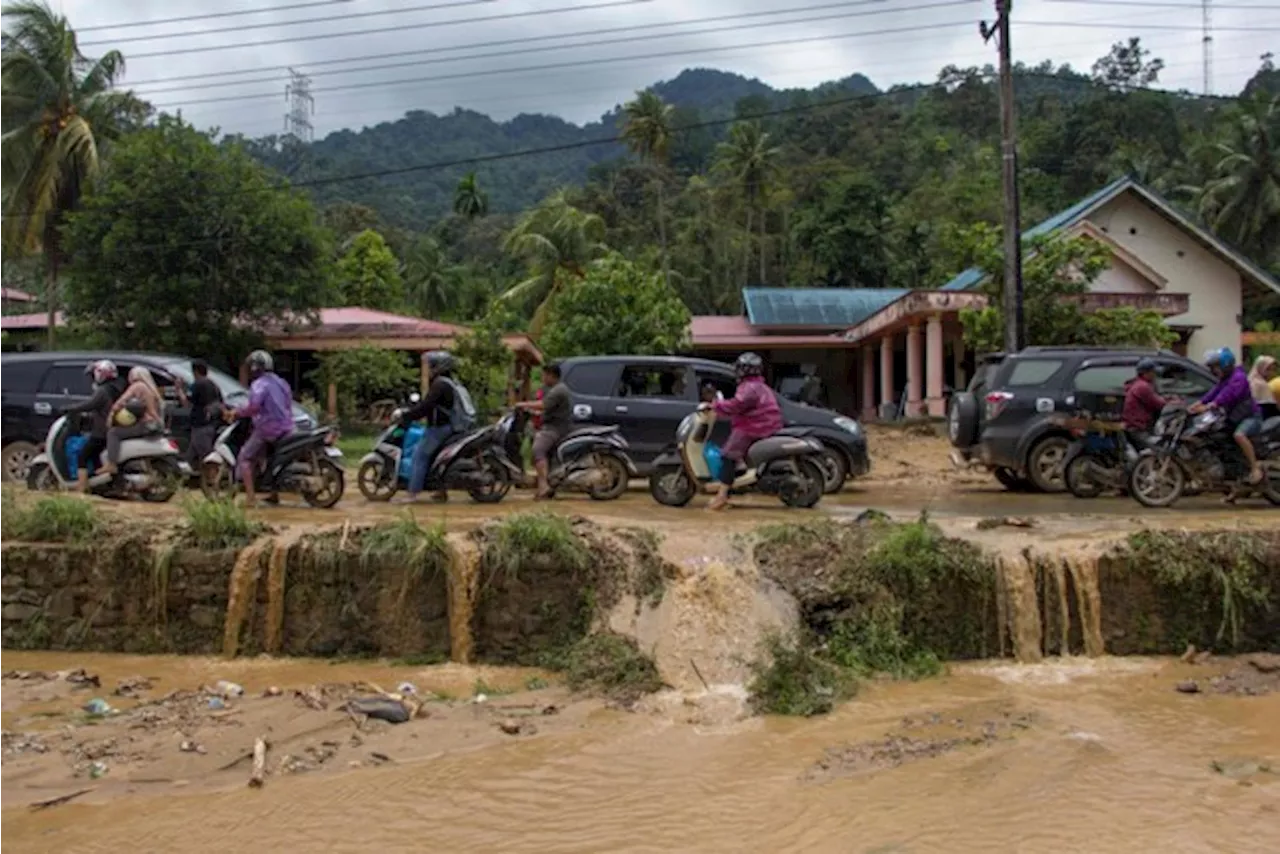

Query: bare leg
[1235,433,1262,484]
[534,458,551,498]
[75,468,88,492]
[708,483,730,511]
[243,464,257,508]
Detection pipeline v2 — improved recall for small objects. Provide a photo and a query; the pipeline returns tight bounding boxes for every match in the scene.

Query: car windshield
[160,359,248,403]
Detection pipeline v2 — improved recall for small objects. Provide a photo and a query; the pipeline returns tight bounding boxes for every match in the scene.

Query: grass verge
[1,493,100,543]
[563,633,664,704]
[181,496,266,549]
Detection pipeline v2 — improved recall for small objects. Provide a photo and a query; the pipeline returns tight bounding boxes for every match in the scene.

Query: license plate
[324,447,344,458]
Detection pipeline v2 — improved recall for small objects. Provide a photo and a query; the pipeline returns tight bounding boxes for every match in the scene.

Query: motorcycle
[355,404,512,504]
[487,408,636,500]
[648,404,827,508]
[1128,405,1280,508]
[26,414,190,502]
[1056,410,1146,499]
[201,417,346,508]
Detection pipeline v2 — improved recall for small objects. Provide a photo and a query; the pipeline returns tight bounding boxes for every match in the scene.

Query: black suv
[948,347,1217,492]
[1,351,317,482]
[556,355,870,492]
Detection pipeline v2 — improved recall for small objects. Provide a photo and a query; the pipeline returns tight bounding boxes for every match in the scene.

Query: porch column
[879,334,894,416]
[926,314,945,417]
[326,382,338,422]
[906,323,923,417]
[953,335,967,390]
[420,352,430,397]
[860,345,875,421]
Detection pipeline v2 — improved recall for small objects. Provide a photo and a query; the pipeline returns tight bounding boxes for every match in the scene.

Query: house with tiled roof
[687,177,1280,419]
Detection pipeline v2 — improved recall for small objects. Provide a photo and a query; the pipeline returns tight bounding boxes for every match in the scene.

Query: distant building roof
[940,176,1280,295]
[1,311,61,330]
[743,287,910,327]
[268,307,465,338]
[1,287,36,302]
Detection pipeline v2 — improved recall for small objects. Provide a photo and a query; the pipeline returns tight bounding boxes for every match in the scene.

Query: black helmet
[425,350,456,376]
[1135,358,1157,375]
[734,352,764,379]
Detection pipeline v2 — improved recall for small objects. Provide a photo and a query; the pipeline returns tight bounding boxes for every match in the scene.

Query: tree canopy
[336,229,404,310]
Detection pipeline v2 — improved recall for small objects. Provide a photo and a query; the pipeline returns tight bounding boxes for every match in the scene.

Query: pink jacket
[713,375,783,437]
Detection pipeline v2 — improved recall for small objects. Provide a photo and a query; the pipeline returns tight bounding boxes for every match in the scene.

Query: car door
[1154,360,1215,403]
[561,360,623,431]
[2,359,51,446]
[609,362,697,465]
[34,361,95,438]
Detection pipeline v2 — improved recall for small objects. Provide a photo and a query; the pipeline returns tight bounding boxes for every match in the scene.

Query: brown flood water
[4,651,1278,853]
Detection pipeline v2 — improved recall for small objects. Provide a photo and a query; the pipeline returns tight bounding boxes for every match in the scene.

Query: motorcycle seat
[563,425,619,440]
[745,434,819,467]
[267,430,326,456]
[776,426,815,438]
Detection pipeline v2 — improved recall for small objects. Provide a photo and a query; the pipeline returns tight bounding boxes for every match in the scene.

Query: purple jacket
[236,372,295,440]
[713,375,783,437]
[1201,366,1259,419]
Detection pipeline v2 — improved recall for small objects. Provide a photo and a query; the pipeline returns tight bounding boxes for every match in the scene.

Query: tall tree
[402,235,454,318]
[1,1,143,344]
[1188,93,1280,266]
[453,171,488,220]
[336,229,404,310]
[714,121,780,285]
[621,88,674,288]
[1091,37,1164,90]
[500,191,607,335]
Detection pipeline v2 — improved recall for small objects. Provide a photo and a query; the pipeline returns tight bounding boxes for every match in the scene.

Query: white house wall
[1088,254,1161,295]
[1088,193,1242,355]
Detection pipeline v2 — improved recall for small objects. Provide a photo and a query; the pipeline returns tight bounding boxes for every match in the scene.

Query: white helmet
[85,359,118,384]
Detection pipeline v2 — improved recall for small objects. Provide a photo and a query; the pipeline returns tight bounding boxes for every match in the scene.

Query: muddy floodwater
[4,651,1278,853]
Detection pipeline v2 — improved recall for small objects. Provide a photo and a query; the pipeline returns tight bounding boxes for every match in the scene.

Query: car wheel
[3,441,38,483]
[1026,436,1071,493]
[815,445,848,494]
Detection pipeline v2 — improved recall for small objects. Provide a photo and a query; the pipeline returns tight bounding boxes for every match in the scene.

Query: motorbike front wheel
[650,465,696,507]
[26,462,57,492]
[1128,454,1185,508]
[1064,454,1104,499]
[778,458,825,509]
[468,452,512,504]
[200,461,236,501]
[301,459,345,508]
[587,452,630,501]
[357,458,398,502]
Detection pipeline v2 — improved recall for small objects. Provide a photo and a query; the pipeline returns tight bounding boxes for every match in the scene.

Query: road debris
[248,737,268,788]
[29,788,93,810]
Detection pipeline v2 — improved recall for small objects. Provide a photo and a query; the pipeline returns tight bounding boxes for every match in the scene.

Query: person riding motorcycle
[61,360,127,491]
[1121,358,1167,442]
[706,352,783,511]
[396,350,476,503]
[227,350,294,508]
[1189,347,1262,486]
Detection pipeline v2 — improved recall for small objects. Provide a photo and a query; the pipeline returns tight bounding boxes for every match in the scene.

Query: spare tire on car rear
[948,392,980,448]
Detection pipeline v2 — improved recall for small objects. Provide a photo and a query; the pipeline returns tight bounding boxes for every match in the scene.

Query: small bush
[563,633,663,703]
[360,512,450,570]
[19,494,99,540]
[748,632,856,717]
[182,496,265,549]
[483,511,588,577]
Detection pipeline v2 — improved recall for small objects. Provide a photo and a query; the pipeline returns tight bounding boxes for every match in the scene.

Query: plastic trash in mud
[214,680,244,698]
[396,682,418,697]
[347,697,411,724]
[88,761,108,779]
[263,686,283,697]
[179,740,207,754]
[473,693,488,704]
[208,697,227,711]
[82,698,112,716]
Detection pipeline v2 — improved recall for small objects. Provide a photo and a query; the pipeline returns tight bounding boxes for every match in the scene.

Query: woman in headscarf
[1250,355,1278,420]
[104,367,165,476]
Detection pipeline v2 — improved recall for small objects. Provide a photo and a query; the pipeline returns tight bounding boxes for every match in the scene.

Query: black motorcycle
[201,417,346,508]
[356,415,512,504]
[1128,405,1280,507]
[488,409,636,500]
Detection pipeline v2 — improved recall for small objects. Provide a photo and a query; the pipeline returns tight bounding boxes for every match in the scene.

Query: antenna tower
[1201,0,1213,94]
[284,67,315,143]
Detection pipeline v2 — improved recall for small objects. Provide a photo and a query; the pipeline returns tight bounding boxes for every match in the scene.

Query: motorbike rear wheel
[301,459,345,509]
[650,465,696,507]
[200,461,236,501]
[1128,454,1185,508]
[778,458,825,509]
[141,458,182,503]
[468,452,512,504]
[1260,463,1280,506]
[1064,455,1104,499]
[26,462,57,492]
[357,458,398,501]
[587,453,630,501]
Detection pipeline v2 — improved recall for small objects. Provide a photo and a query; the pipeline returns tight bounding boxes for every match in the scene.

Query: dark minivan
[1,351,316,482]
[555,355,870,492]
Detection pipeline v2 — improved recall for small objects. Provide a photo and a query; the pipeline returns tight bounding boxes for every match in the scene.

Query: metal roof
[743,287,910,327]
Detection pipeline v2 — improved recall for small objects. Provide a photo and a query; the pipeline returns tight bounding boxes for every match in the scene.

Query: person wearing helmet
[706,352,783,511]
[62,360,127,491]
[396,350,473,502]
[516,362,571,500]
[228,350,294,507]
[1190,347,1263,485]
[1121,358,1167,437]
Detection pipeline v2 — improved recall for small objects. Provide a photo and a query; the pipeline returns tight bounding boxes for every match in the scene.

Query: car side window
[695,370,737,402]
[562,363,618,397]
[1072,365,1135,395]
[617,365,687,399]
[1003,359,1065,388]
[38,364,93,396]
[1157,364,1213,398]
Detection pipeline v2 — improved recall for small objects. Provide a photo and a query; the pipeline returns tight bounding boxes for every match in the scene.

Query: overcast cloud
[58,0,1280,138]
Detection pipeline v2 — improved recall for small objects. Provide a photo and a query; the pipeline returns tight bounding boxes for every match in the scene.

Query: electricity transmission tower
[283,67,315,143]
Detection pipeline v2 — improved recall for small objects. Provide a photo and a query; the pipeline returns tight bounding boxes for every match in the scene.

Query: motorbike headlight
[833,416,863,438]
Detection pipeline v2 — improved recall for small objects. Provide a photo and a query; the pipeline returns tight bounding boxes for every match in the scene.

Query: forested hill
[231,68,879,229]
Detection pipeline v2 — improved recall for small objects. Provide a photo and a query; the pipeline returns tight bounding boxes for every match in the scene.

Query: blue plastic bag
[703,441,723,481]
[66,435,89,478]
[397,424,425,482]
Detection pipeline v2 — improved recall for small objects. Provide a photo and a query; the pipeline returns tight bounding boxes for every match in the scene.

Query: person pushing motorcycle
[516,362,572,500]
[706,352,783,512]
[1189,347,1262,487]
[226,350,294,508]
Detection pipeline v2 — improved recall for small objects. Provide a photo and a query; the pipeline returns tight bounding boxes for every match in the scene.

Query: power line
[1043,0,1278,7]
[150,17,986,108]
[132,0,981,96]
[1019,18,1278,29]
[79,0,359,33]
[125,0,652,60]
[126,0,947,91]
[81,0,498,47]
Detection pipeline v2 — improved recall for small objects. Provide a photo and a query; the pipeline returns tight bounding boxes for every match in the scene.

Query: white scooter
[26,415,190,502]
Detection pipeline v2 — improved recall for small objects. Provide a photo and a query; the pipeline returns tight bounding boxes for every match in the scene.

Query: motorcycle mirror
[715,392,725,402]
[409,392,421,403]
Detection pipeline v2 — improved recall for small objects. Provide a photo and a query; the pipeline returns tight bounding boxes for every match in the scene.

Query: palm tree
[500,191,607,335]
[453,171,488,220]
[2,1,140,344]
[621,89,673,287]
[714,121,781,285]
[403,235,454,318]
[1187,92,1280,266]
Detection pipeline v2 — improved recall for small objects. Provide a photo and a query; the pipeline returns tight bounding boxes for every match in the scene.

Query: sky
[56,0,1280,138]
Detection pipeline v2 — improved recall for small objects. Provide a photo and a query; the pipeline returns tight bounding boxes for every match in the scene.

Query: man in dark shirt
[1122,359,1167,436]
[518,362,572,499]
[64,360,126,491]
[397,350,461,502]
[186,360,223,468]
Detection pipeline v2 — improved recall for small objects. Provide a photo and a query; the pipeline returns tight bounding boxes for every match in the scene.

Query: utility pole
[982,0,1024,353]
[1201,0,1213,95]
